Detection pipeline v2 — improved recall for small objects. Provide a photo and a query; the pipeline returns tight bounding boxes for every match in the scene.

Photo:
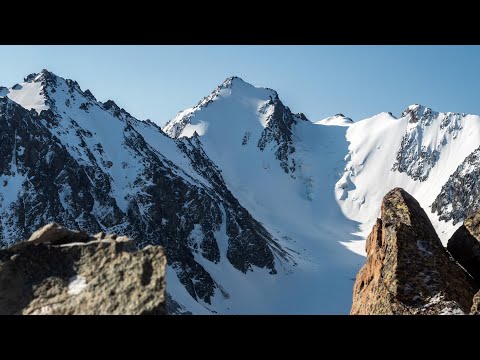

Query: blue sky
[0,45,479,125]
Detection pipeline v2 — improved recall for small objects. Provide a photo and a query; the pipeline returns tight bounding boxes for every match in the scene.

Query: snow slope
[315,114,354,127]
[5,78,49,113]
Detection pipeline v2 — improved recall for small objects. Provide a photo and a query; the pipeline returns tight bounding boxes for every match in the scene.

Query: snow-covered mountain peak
[163,77,312,176]
[23,69,57,83]
[399,103,467,124]
[400,104,438,123]
[4,69,59,113]
[219,75,244,89]
[389,103,471,182]
[83,89,97,102]
[206,76,279,110]
[4,70,97,115]
[219,76,279,98]
[163,77,286,139]
[4,70,138,125]
[315,113,354,127]
[100,99,134,119]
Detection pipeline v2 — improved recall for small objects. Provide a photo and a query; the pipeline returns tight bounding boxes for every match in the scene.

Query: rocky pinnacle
[351,188,478,315]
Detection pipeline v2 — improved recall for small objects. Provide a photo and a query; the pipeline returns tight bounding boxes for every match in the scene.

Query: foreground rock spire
[351,188,478,315]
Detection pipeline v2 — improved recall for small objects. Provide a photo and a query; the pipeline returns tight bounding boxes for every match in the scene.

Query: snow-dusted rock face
[0,70,290,313]
[392,104,464,182]
[432,146,480,224]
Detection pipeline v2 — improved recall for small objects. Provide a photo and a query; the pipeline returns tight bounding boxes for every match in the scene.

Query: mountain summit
[164,76,308,174]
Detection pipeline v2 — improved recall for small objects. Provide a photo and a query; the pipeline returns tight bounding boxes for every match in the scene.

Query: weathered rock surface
[447,210,480,283]
[351,188,478,315]
[471,291,480,314]
[0,223,166,315]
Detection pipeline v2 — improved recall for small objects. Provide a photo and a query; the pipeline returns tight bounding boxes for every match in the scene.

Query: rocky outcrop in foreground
[351,188,478,315]
[0,223,166,315]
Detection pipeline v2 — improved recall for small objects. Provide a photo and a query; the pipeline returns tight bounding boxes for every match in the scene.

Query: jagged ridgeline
[0,70,290,312]
[4,70,480,315]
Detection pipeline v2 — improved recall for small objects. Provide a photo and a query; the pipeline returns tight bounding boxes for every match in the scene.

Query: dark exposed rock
[351,188,478,315]
[83,89,97,102]
[447,209,480,283]
[79,102,92,112]
[257,98,304,174]
[102,100,122,117]
[166,293,193,315]
[0,223,166,315]
[334,113,354,122]
[431,146,480,224]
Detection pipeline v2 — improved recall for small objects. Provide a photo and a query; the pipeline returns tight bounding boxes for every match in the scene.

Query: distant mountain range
[1,70,480,314]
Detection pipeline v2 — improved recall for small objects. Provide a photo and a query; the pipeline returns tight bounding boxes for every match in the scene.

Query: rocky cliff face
[392,105,464,182]
[447,209,480,284]
[431,146,480,224]
[351,188,478,315]
[0,223,166,315]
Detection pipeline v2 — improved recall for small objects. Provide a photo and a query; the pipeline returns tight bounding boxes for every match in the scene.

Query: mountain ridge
[0,70,296,314]
[3,70,480,314]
